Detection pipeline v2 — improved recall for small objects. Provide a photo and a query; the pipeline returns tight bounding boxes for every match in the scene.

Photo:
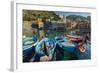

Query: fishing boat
[35,38,56,54]
[23,36,39,46]
[63,34,83,43]
[23,36,39,62]
[55,36,77,52]
[35,38,57,61]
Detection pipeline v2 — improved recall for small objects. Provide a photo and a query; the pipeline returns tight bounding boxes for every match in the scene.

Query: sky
[55,11,91,17]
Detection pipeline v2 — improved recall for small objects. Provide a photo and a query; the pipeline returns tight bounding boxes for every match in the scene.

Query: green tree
[23,10,60,21]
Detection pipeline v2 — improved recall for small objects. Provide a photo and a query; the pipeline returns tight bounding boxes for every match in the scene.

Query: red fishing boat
[62,34,83,43]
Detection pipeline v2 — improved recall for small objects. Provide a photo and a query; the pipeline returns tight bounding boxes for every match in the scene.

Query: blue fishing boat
[23,36,38,46]
[35,38,56,54]
[55,36,77,52]
[35,38,57,61]
[23,36,39,62]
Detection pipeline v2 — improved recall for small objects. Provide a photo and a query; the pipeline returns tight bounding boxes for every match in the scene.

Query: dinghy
[35,38,56,61]
[55,36,77,52]
[63,34,83,43]
[23,36,39,62]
